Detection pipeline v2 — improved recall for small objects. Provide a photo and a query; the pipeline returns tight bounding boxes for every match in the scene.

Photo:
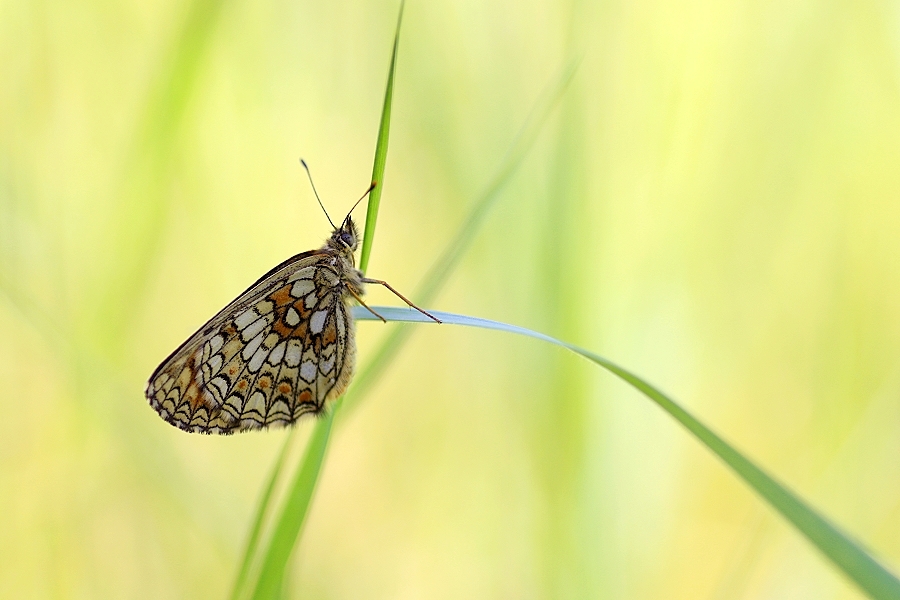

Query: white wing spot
[242,330,266,361]
[288,268,313,281]
[248,346,268,373]
[249,333,279,372]
[285,340,302,367]
[269,341,286,365]
[285,307,300,327]
[320,355,335,374]
[310,310,328,334]
[207,354,223,374]
[300,360,317,383]
[304,292,318,310]
[241,316,268,342]
[291,279,315,298]
[256,300,274,315]
[209,335,224,353]
[235,308,260,330]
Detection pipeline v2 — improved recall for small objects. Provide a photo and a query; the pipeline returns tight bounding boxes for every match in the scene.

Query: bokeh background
[3,0,900,597]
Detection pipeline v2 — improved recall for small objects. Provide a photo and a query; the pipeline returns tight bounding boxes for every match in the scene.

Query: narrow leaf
[228,434,292,600]
[352,306,900,600]
[242,4,405,597]
[359,0,405,274]
[235,51,577,597]
[341,58,579,416]
[249,413,334,600]
[102,0,232,349]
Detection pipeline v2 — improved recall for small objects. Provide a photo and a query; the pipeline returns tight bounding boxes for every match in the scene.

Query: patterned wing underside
[145,252,356,434]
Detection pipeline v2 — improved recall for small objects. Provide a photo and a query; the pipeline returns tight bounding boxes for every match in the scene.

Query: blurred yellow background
[3,0,900,598]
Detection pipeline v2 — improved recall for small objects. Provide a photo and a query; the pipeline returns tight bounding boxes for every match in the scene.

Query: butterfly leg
[347,287,387,323]
[360,278,442,324]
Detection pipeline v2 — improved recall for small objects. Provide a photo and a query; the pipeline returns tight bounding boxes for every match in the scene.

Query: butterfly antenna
[344,181,377,223]
[300,158,336,229]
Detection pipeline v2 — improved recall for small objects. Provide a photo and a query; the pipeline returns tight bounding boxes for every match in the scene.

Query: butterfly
[145,165,439,434]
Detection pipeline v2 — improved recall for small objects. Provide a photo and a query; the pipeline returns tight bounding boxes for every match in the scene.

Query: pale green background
[2,0,900,598]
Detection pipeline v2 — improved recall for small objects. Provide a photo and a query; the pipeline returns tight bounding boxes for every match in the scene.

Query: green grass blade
[352,306,900,600]
[242,5,404,597]
[341,58,579,416]
[228,433,293,600]
[359,0,405,274]
[238,49,577,597]
[249,413,335,600]
[420,59,580,305]
[101,0,231,350]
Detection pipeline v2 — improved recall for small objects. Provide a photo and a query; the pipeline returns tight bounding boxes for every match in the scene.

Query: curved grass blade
[341,57,579,416]
[353,306,900,600]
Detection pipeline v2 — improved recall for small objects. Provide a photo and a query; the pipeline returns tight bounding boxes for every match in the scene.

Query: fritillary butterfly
[145,179,438,434]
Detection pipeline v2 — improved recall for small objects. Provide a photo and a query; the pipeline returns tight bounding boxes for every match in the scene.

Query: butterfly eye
[340,232,354,247]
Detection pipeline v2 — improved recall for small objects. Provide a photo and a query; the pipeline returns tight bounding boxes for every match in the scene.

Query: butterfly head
[330,180,374,254]
[331,215,359,253]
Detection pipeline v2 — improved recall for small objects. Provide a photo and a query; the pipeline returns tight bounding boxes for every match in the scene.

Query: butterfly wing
[145,250,356,434]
